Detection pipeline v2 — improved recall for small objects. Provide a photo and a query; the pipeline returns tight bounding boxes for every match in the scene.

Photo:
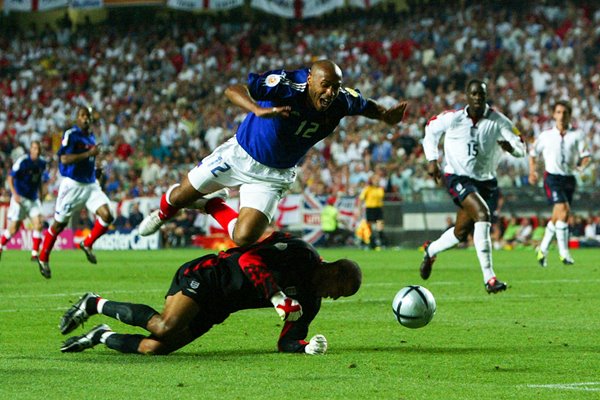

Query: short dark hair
[332,259,362,296]
[553,100,572,115]
[466,79,486,91]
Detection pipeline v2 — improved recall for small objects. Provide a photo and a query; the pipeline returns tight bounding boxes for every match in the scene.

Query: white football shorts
[7,196,42,221]
[187,136,297,222]
[54,177,110,223]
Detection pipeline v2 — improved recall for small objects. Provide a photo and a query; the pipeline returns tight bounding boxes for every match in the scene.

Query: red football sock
[32,231,42,252]
[0,232,8,246]
[206,198,238,238]
[158,193,179,220]
[39,227,59,262]
[83,218,110,247]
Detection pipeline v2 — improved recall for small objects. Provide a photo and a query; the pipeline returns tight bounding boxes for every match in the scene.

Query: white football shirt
[529,126,590,176]
[423,105,525,180]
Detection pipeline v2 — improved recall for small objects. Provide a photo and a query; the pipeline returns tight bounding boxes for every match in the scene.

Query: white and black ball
[392,285,436,329]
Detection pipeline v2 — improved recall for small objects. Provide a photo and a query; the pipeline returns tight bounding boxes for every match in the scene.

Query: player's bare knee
[474,210,491,222]
[149,315,180,338]
[232,230,261,247]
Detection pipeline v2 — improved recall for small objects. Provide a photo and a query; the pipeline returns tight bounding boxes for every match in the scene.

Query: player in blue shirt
[139,59,408,248]
[0,141,48,261]
[37,106,114,279]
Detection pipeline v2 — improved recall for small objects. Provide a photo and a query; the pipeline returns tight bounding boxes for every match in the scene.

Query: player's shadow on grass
[55,347,278,363]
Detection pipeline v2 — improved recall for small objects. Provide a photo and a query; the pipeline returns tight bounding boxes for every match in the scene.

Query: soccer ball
[392,285,436,329]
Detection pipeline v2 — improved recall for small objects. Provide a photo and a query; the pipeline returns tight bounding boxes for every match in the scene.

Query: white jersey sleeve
[495,112,525,158]
[423,111,456,161]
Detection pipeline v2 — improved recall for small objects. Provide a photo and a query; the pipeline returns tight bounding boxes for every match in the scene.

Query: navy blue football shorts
[543,172,575,205]
[444,174,499,220]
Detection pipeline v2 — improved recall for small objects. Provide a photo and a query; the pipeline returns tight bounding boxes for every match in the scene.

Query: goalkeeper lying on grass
[59,231,362,356]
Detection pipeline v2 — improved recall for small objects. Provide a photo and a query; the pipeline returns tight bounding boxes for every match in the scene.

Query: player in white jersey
[528,100,591,267]
[419,79,525,294]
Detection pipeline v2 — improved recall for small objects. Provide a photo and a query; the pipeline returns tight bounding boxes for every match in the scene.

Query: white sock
[100,331,115,344]
[165,183,181,206]
[539,221,555,254]
[427,227,460,257]
[555,220,570,259]
[97,298,107,314]
[227,218,237,240]
[473,221,495,283]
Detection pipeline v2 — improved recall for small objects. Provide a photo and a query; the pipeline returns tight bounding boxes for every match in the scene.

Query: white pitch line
[525,382,600,392]
[0,288,165,300]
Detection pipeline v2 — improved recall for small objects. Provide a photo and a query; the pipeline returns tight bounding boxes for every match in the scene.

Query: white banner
[70,0,103,9]
[209,0,243,9]
[250,0,296,18]
[167,0,242,10]
[38,0,68,10]
[166,0,202,10]
[3,0,31,11]
[303,0,343,18]
[347,0,383,8]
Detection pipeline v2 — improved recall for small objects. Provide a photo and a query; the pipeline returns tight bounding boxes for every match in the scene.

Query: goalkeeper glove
[270,291,302,322]
[304,334,328,355]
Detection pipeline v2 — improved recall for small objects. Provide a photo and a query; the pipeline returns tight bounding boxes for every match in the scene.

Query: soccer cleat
[31,254,39,262]
[419,241,436,280]
[560,256,575,265]
[485,277,507,294]
[37,259,51,279]
[59,292,99,335]
[79,242,97,264]
[190,188,230,213]
[61,324,111,353]
[138,210,164,236]
[536,249,547,268]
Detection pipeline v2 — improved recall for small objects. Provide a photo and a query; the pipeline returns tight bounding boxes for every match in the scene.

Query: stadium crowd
[1,1,600,243]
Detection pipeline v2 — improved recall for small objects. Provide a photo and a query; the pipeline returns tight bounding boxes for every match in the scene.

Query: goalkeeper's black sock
[104,333,145,354]
[101,301,158,328]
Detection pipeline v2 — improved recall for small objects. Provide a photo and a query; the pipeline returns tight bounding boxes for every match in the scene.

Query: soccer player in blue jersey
[139,59,408,246]
[37,106,114,279]
[0,141,48,261]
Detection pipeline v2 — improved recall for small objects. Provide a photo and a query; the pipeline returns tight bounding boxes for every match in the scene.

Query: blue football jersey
[58,125,97,183]
[10,155,48,200]
[235,68,369,168]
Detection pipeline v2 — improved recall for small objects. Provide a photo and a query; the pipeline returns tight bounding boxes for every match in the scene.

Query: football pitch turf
[1,246,598,399]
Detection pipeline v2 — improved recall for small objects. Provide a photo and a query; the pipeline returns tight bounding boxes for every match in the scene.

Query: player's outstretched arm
[361,99,408,125]
[224,84,290,118]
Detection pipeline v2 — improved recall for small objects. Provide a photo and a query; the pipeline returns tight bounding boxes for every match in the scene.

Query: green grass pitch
[1,246,598,399]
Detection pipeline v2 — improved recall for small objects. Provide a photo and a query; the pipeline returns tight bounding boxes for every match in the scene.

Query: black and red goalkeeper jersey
[166,231,323,353]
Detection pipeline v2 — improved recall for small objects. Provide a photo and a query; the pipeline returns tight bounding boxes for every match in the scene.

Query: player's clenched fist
[270,291,302,321]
